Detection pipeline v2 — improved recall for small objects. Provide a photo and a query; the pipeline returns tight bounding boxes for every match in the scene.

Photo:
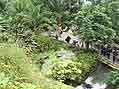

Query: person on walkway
[96,44,100,53]
[101,45,106,56]
[55,34,58,39]
[65,36,71,43]
[72,40,77,46]
[101,45,104,55]
[112,47,118,62]
[71,40,79,49]
[56,24,62,37]
[106,45,112,59]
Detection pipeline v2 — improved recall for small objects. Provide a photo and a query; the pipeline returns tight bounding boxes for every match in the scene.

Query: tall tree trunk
[56,16,62,37]
[57,16,61,26]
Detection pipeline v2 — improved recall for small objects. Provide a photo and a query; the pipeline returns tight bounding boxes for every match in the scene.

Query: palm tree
[41,0,81,33]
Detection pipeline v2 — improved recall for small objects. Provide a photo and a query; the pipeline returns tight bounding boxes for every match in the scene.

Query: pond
[75,63,112,89]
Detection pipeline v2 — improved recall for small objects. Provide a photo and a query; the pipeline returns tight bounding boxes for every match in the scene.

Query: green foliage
[0,43,41,82]
[0,15,15,43]
[75,51,98,70]
[75,5,116,44]
[106,1,119,38]
[48,60,82,85]
[0,32,11,42]
[0,71,72,89]
[0,43,73,89]
[104,70,119,88]
[0,72,42,89]
[39,17,56,31]
[0,0,119,88]
[42,0,81,14]
[41,0,81,27]
[1,0,55,37]
[0,44,27,78]
[0,0,9,14]
[7,0,42,32]
[47,51,98,86]
[0,30,15,43]
[33,35,69,52]
[0,43,44,89]
[74,51,98,82]
[32,50,55,61]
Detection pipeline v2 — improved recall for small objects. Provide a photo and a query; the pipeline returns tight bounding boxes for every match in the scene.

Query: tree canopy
[74,5,116,45]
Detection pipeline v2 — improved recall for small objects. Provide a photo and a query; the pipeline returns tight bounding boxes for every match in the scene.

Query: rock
[92,83,107,89]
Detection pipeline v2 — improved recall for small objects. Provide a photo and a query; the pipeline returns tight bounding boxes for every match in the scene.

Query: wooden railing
[89,46,119,69]
[97,54,119,69]
[55,30,119,69]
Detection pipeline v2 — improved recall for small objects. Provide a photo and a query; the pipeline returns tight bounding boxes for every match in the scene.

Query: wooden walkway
[98,55,119,69]
[45,31,119,69]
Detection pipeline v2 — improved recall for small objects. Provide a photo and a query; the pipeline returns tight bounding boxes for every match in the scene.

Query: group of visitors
[56,25,80,48]
[100,44,118,62]
[56,25,119,63]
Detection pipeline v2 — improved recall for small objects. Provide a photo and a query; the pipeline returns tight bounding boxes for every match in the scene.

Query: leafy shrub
[75,5,116,44]
[0,43,72,89]
[33,35,69,52]
[0,43,42,83]
[0,72,42,89]
[48,60,82,85]
[39,17,56,31]
[0,32,15,43]
[0,16,15,43]
[104,70,119,88]
[74,51,98,73]
[48,51,98,86]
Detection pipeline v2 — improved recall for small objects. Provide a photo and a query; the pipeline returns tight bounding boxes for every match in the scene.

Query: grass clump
[0,43,33,80]
[0,43,43,88]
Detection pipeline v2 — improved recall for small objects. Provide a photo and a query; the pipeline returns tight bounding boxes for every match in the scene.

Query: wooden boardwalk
[43,31,119,69]
[58,31,119,69]
[98,55,119,69]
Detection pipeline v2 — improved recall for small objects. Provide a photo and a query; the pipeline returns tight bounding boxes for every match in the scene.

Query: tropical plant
[48,60,82,86]
[75,5,116,48]
[33,35,68,52]
[3,0,55,39]
[106,1,119,42]
[47,51,98,86]
[104,70,119,88]
[41,0,81,31]
[0,0,10,15]
[74,51,98,71]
